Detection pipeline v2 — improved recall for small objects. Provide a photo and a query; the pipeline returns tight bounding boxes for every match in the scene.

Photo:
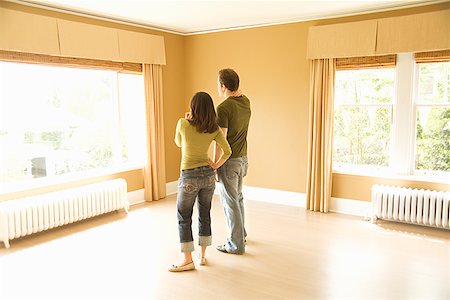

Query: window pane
[417,62,450,104]
[335,69,395,105]
[415,107,450,172]
[118,73,145,166]
[334,106,392,167]
[334,68,395,170]
[0,62,144,185]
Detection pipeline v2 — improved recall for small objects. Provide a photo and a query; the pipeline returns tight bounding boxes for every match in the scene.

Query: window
[415,61,450,175]
[333,52,450,180]
[0,61,145,187]
[333,68,395,171]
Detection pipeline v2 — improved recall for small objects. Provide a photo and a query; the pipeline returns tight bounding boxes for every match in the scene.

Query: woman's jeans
[217,156,248,254]
[177,166,215,253]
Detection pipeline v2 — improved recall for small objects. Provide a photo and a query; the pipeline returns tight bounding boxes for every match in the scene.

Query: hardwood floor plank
[0,194,448,299]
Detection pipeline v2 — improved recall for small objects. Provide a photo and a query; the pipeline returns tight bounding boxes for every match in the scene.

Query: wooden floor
[0,194,449,300]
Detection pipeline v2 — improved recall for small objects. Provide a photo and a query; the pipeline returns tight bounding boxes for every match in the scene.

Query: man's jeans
[177,166,215,253]
[217,156,248,254]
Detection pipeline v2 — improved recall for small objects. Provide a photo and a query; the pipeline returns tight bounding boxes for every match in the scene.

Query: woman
[169,91,231,272]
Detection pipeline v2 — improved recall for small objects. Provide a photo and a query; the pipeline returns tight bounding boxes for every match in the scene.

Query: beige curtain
[306,59,336,213]
[143,64,166,201]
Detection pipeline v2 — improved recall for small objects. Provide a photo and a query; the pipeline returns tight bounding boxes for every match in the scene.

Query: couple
[169,69,251,272]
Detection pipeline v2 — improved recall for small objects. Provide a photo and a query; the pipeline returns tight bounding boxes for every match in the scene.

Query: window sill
[0,165,143,197]
[333,169,450,185]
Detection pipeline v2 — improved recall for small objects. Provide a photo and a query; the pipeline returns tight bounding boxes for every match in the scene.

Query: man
[215,68,251,255]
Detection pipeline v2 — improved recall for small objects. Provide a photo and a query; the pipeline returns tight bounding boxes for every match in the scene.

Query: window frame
[412,59,450,178]
[0,55,145,193]
[333,65,396,174]
[333,52,450,181]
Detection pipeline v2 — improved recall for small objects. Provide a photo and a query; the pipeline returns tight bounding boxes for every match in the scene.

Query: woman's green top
[175,118,231,170]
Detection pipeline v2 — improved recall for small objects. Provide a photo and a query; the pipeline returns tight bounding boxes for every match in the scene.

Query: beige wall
[185,24,310,192]
[185,2,450,201]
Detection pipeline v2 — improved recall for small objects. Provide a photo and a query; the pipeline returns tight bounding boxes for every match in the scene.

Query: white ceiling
[15,0,444,35]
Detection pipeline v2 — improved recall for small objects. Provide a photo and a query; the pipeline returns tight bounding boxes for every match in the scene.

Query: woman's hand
[208,158,217,170]
[208,160,220,182]
[214,170,219,182]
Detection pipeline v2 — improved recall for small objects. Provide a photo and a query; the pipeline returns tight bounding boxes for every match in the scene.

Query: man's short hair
[219,68,239,92]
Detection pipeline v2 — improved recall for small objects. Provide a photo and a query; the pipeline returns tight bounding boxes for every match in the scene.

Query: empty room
[0,0,449,299]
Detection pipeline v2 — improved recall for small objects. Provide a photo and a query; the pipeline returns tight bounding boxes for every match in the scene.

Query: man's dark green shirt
[216,95,251,158]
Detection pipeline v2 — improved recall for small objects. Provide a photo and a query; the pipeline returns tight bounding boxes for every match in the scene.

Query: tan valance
[307,20,377,59]
[118,30,166,65]
[0,7,60,55]
[307,9,450,59]
[0,50,142,73]
[415,49,450,63]
[336,55,396,70]
[0,7,166,65]
[376,10,450,55]
[58,19,120,61]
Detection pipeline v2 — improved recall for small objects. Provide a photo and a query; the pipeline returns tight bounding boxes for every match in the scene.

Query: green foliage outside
[415,62,450,172]
[333,69,394,167]
[334,63,450,173]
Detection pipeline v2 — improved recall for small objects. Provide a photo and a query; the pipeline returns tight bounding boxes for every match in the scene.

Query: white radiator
[371,184,450,229]
[0,178,129,248]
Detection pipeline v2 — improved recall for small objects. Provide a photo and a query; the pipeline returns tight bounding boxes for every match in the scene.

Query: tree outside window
[415,61,450,173]
[333,68,395,170]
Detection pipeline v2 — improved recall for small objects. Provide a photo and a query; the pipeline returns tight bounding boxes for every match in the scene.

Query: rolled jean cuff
[180,241,195,253]
[198,235,212,246]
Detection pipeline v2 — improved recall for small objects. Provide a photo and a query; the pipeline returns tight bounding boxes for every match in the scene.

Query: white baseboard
[329,197,371,218]
[164,181,371,217]
[243,185,306,207]
[128,189,145,206]
[166,181,178,196]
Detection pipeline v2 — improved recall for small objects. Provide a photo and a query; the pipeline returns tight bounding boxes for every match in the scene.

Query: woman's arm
[213,127,227,163]
[174,119,182,147]
[209,128,231,169]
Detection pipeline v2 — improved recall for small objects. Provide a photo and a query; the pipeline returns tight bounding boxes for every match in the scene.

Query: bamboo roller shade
[415,50,450,63]
[0,50,142,73]
[336,55,396,70]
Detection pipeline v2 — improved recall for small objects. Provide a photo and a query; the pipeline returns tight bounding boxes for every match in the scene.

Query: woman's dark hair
[189,92,219,133]
[218,68,239,92]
